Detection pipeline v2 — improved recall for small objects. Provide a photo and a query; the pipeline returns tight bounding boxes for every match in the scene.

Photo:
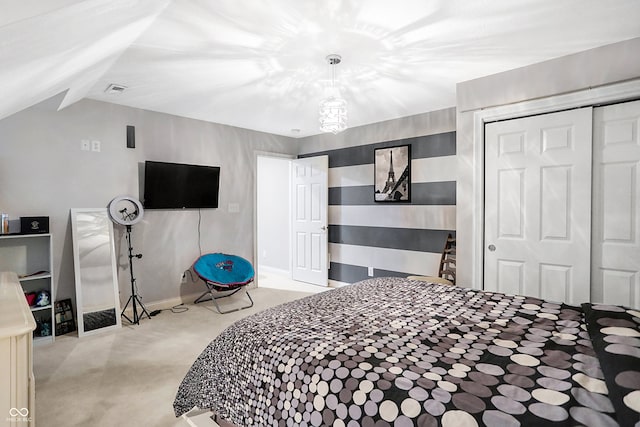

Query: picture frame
[54,298,76,336]
[374,144,411,202]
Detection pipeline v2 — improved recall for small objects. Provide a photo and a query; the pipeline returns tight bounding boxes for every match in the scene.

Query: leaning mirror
[71,208,121,337]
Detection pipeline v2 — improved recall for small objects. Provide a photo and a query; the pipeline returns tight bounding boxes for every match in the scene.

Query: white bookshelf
[0,233,55,344]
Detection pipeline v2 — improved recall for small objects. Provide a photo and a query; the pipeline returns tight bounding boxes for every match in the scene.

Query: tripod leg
[134,295,151,320]
[121,294,135,324]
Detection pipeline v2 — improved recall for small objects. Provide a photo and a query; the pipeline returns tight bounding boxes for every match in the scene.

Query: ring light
[108,195,144,226]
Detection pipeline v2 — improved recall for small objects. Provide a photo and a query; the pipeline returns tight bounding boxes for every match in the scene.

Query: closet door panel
[593,100,640,308]
[485,107,593,304]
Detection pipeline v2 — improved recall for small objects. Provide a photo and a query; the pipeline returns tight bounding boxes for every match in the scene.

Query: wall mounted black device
[126,125,135,149]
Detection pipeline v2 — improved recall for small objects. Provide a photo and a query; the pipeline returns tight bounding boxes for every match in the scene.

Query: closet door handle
[488,244,496,252]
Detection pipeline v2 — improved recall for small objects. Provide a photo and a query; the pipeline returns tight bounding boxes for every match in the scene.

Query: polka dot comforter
[173,277,640,427]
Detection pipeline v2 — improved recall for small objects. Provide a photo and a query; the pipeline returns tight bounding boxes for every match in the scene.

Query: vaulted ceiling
[3,0,640,137]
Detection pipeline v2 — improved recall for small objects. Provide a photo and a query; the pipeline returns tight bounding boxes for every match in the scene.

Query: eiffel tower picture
[374,145,411,202]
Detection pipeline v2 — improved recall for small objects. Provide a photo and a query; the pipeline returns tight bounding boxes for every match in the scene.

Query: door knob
[321,226,327,231]
[488,244,496,252]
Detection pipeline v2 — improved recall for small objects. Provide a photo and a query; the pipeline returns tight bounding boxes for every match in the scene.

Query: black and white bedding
[174,277,640,427]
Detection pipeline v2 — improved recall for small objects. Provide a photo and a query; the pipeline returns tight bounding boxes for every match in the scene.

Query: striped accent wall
[300,132,456,283]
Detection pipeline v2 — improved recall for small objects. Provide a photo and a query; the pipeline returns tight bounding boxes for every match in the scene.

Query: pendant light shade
[319,54,347,134]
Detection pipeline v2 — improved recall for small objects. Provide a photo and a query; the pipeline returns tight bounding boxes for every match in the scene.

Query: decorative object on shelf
[107,196,150,325]
[35,317,52,337]
[34,289,50,307]
[20,216,49,234]
[319,54,347,135]
[1,213,8,234]
[374,144,411,202]
[54,298,76,336]
[71,208,121,337]
[25,292,37,306]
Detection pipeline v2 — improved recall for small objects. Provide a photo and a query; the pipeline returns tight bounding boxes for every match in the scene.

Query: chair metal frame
[194,283,254,314]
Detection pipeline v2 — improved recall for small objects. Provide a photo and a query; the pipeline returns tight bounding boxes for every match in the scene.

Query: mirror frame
[70,208,121,337]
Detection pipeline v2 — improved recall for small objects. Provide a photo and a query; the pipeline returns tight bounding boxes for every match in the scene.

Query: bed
[174,277,640,426]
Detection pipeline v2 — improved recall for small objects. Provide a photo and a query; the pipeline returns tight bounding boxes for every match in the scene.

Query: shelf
[19,272,51,282]
[0,233,51,240]
[30,304,51,312]
[1,232,55,343]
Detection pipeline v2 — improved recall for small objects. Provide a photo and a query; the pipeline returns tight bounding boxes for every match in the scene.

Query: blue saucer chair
[192,253,254,314]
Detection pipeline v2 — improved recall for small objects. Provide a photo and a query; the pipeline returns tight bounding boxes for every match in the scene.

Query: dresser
[0,271,36,426]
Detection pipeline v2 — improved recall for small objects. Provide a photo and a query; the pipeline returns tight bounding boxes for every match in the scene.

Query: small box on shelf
[20,216,49,234]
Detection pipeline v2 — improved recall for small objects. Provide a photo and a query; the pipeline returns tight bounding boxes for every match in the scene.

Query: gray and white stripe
[301,131,456,283]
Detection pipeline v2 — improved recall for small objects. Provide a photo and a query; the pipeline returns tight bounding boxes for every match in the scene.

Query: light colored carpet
[33,286,314,427]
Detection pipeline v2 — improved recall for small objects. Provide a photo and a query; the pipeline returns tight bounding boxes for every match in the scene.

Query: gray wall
[456,37,640,288]
[298,108,456,283]
[0,97,297,307]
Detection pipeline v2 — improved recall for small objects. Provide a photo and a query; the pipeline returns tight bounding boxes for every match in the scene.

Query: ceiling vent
[105,84,127,94]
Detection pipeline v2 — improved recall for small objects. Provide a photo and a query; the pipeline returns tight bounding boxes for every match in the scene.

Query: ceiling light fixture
[319,54,347,135]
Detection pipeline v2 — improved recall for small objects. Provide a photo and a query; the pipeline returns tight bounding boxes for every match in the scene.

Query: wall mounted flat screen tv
[143,161,220,209]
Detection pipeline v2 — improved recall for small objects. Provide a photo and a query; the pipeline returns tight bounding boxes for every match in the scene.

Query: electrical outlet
[368,267,374,277]
[181,272,187,284]
[91,140,101,152]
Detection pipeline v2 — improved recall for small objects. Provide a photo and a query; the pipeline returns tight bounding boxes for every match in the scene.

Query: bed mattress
[174,277,640,426]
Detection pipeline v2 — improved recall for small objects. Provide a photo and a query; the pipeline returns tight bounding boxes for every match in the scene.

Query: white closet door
[484,108,593,305]
[592,100,640,308]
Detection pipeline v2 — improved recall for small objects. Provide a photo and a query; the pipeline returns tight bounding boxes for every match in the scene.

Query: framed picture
[374,144,411,202]
[54,298,76,336]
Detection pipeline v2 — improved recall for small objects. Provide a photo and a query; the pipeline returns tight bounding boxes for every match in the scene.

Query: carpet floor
[33,286,314,427]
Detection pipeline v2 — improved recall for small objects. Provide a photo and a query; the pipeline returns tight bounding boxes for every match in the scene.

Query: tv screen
[143,161,220,209]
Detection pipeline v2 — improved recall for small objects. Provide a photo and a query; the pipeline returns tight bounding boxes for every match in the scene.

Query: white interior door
[291,156,328,286]
[592,100,640,307]
[484,108,593,305]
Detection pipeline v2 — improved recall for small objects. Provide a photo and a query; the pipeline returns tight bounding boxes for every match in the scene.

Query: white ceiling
[3,0,640,138]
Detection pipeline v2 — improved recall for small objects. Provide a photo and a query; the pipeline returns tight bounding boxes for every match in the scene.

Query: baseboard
[121,291,203,318]
[257,265,291,277]
[328,279,349,288]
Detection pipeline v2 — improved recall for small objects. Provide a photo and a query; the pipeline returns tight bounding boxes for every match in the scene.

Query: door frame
[470,79,640,290]
[253,151,296,288]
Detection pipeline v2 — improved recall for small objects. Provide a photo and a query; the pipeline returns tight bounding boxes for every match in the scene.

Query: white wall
[256,156,290,273]
[456,37,640,288]
[0,97,297,308]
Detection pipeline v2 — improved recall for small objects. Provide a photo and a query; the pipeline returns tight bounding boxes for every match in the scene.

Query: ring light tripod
[108,196,150,325]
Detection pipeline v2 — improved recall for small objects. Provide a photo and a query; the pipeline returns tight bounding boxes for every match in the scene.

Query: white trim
[471,79,640,290]
[257,265,291,277]
[328,279,349,288]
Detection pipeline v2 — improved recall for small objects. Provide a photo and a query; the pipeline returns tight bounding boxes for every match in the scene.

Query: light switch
[368,267,374,277]
[81,140,90,151]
